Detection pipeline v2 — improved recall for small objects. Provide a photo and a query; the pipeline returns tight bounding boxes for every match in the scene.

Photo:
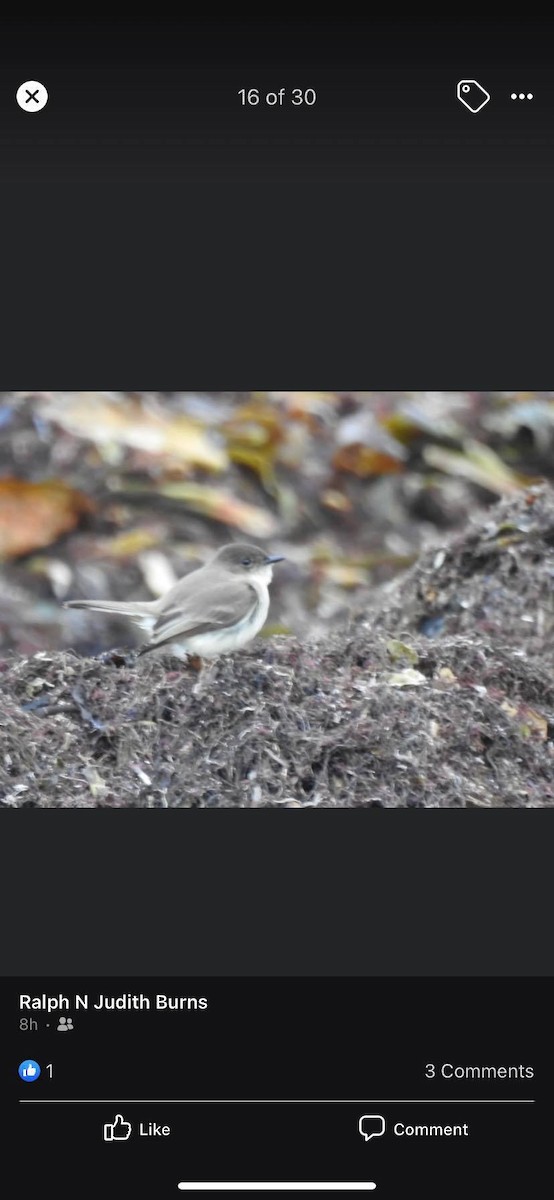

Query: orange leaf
[0,478,94,559]
[333,444,405,477]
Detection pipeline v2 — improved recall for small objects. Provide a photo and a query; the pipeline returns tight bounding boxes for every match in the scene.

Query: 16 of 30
[238,88,316,106]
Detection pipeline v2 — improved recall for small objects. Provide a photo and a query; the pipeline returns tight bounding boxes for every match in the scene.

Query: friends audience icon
[57,1016,74,1032]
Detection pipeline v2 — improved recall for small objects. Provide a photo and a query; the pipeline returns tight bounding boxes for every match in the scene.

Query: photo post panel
[1,16,553,1200]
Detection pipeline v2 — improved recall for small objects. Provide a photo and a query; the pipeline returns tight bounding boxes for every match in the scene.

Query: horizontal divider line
[18,1098,536,1104]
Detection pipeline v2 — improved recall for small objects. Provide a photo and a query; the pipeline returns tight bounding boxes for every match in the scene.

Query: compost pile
[1,488,553,807]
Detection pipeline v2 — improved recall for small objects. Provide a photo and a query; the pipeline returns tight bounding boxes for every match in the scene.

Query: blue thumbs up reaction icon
[18,1060,41,1082]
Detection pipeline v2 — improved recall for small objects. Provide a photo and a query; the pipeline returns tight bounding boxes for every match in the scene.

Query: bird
[64,542,285,662]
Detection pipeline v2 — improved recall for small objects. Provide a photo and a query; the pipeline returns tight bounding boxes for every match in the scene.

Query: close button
[16,81,49,113]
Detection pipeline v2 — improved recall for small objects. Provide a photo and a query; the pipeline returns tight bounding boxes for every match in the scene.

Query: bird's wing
[143,578,258,649]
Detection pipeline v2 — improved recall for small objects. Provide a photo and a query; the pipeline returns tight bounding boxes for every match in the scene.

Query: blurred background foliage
[0,390,551,655]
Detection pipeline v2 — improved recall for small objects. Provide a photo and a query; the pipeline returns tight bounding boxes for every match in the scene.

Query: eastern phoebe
[64,543,284,660]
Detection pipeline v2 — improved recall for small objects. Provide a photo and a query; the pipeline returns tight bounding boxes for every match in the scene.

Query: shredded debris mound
[1,487,554,807]
[373,485,554,659]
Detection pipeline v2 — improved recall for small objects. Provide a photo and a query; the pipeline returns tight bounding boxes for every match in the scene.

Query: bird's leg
[95,648,135,668]
[187,655,204,673]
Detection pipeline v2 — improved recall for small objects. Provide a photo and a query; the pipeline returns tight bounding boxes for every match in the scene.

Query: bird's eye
[241,557,252,567]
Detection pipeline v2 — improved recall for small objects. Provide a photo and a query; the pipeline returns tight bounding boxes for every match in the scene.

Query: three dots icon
[511,93,533,101]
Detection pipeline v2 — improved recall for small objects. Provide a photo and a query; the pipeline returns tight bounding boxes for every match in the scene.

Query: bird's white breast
[173,576,270,659]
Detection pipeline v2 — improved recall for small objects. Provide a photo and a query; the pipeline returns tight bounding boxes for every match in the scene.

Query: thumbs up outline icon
[103,1114,132,1141]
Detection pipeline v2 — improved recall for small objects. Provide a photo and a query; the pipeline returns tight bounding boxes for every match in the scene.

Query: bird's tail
[64,599,155,619]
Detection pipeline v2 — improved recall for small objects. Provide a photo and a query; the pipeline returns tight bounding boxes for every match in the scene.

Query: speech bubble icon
[358,1114,386,1142]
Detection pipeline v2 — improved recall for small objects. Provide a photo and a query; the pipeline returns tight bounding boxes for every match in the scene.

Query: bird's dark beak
[265,554,285,564]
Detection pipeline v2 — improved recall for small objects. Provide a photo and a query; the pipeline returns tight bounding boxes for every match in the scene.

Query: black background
[2,818,551,975]
[1,16,553,384]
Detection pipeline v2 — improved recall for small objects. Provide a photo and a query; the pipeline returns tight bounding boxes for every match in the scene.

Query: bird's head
[212,543,285,581]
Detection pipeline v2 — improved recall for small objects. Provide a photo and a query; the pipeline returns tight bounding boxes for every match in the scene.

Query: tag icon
[457,80,491,113]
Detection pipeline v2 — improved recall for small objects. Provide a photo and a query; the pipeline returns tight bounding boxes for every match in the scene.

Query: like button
[103,1114,132,1141]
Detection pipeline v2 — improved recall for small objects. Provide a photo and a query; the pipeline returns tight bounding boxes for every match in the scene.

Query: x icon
[16,80,48,112]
